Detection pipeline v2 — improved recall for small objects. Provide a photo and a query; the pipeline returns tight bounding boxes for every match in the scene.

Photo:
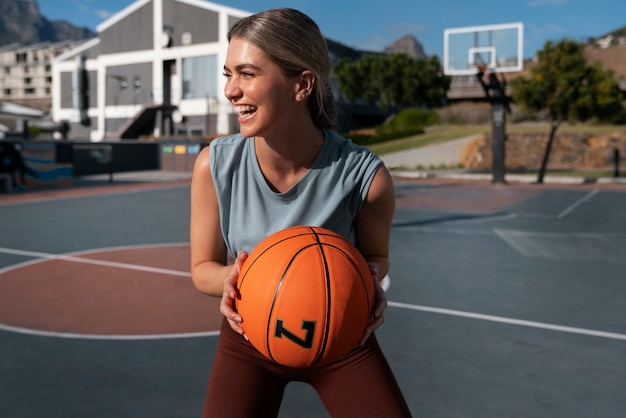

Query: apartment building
[0,41,83,113]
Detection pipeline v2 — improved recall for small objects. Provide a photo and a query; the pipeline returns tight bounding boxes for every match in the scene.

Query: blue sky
[39,0,625,59]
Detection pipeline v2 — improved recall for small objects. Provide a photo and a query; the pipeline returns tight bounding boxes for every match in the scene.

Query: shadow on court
[0,174,624,417]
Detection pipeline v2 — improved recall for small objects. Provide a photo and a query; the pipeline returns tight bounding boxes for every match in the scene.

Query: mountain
[0,0,95,46]
[597,25,626,40]
[383,35,426,59]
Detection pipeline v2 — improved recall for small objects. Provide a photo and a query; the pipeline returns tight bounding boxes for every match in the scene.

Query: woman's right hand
[219,251,249,339]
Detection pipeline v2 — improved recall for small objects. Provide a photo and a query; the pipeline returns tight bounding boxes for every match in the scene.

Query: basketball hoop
[442,22,523,76]
[472,63,491,85]
[475,63,488,74]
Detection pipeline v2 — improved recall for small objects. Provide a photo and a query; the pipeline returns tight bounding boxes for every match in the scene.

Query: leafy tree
[510,39,624,183]
[334,55,380,104]
[333,54,449,111]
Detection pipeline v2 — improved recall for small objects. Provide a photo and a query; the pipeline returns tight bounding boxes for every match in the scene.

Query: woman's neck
[254,127,324,170]
[253,128,324,193]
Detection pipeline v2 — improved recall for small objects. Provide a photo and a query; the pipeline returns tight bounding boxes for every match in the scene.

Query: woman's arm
[355,164,395,279]
[355,164,395,345]
[190,145,248,337]
[189,145,234,296]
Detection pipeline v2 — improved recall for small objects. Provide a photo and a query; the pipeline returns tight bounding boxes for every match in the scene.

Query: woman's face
[223,37,299,138]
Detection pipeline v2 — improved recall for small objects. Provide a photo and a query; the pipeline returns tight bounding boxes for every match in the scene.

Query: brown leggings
[202,319,411,417]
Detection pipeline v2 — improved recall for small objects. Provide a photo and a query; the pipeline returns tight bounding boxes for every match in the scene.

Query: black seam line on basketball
[266,242,320,364]
[238,231,313,290]
[327,244,374,319]
[238,228,316,351]
[310,228,332,367]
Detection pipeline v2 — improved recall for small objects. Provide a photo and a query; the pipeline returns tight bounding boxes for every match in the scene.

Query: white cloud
[94,9,115,20]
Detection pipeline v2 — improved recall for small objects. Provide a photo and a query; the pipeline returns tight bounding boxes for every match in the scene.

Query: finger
[367,261,379,280]
[235,251,248,268]
[372,284,388,318]
[359,280,387,346]
[223,275,238,299]
[358,308,386,346]
[219,296,241,322]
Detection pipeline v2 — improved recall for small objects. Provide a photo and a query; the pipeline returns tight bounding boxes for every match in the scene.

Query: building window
[4,67,10,75]
[45,76,52,83]
[16,52,27,63]
[182,55,217,100]
[24,77,32,84]
[45,64,51,73]
[25,88,35,95]
[4,89,11,96]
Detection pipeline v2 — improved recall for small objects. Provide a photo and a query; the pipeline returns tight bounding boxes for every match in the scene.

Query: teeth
[235,105,257,115]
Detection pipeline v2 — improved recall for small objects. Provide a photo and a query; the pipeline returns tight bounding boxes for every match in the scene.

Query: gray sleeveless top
[209,129,382,257]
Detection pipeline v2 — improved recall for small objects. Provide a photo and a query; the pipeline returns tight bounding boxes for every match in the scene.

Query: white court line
[558,188,599,219]
[388,301,626,341]
[0,324,220,340]
[0,246,191,277]
[0,243,216,340]
[4,300,625,342]
[2,245,624,342]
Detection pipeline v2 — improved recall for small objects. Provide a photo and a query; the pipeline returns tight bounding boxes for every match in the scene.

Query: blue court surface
[0,174,625,417]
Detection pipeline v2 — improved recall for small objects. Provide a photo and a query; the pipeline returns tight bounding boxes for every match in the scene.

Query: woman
[190,8,411,417]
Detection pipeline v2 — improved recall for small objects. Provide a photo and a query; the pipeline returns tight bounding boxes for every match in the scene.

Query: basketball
[235,225,374,368]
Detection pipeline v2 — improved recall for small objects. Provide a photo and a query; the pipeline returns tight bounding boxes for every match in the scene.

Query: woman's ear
[296,70,315,101]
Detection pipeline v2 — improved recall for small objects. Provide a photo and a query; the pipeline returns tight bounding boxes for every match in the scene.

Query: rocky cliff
[463,131,626,171]
[0,0,95,46]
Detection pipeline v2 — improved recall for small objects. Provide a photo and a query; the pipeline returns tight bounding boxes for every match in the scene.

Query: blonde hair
[228,8,336,130]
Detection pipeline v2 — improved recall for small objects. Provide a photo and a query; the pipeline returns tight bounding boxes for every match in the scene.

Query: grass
[368,122,626,155]
[368,125,489,155]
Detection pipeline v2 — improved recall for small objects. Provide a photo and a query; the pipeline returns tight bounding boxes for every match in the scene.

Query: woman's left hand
[359,263,388,346]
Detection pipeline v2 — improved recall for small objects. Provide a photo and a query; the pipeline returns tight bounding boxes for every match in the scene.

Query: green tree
[334,55,380,104]
[510,39,624,183]
[333,54,449,111]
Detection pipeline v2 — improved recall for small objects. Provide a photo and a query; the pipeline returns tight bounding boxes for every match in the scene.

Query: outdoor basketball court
[1,174,625,417]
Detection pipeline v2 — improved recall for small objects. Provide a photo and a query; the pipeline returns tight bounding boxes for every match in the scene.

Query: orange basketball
[235,225,374,368]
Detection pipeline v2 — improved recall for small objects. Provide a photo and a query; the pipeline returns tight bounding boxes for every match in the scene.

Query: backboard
[443,22,523,75]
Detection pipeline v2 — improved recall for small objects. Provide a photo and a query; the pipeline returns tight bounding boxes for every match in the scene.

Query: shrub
[343,108,439,146]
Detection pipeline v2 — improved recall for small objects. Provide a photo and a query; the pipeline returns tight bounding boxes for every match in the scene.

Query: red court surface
[0,245,222,336]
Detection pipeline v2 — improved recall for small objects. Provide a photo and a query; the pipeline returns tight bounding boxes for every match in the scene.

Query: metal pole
[107,144,114,184]
[488,73,506,184]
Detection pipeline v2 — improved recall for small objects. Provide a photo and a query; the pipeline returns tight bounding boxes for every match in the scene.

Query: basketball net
[474,63,491,85]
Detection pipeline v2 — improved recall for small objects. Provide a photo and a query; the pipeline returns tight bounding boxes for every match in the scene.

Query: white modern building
[51,0,250,141]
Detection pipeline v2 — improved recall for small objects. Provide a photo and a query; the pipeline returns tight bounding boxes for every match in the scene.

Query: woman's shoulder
[209,133,248,160]
[210,133,247,147]
[323,129,380,164]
